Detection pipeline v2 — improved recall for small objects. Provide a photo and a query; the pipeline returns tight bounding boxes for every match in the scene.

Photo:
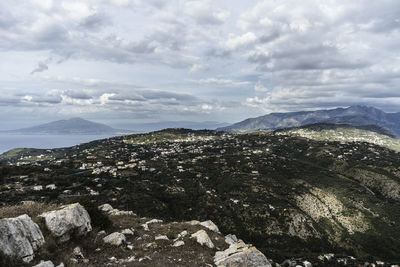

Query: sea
[0,134,117,154]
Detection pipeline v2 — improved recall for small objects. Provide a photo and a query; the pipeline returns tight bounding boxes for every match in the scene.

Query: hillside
[219,106,400,136]
[2,118,129,135]
[275,123,400,152]
[0,129,400,265]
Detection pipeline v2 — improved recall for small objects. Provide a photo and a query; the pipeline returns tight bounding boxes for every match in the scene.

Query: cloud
[187,78,251,87]
[31,62,49,74]
[226,32,257,50]
[254,81,268,92]
[2,0,400,126]
[184,1,229,25]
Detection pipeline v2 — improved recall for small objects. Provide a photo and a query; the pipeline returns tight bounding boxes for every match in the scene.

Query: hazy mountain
[2,117,131,135]
[219,105,400,136]
[130,121,230,133]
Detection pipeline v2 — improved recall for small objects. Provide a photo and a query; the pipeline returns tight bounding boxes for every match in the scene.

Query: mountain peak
[4,118,129,135]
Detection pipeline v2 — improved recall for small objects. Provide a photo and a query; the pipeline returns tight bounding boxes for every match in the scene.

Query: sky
[1,0,400,129]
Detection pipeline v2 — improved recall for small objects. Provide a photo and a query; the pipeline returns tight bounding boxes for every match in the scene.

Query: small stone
[103,232,126,246]
[177,230,188,239]
[155,235,169,240]
[127,245,134,250]
[173,240,185,247]
[200,220,220,233]
[191,230,214,249]
[73,246,84,259]
[97,230,106,236]
[122,229,134,235]
[33,260,54,267]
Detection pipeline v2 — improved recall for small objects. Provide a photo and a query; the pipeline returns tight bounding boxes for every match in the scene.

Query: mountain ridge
[1,117,131,135]
[218,105,400,136]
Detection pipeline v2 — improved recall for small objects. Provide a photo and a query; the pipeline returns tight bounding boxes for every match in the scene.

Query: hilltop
[2,118,130,135]
[219,106,400,136]
[275,123,400,152]
[0,128,400,265]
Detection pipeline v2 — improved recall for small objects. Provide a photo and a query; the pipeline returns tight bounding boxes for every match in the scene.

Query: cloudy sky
[1,0,400,129]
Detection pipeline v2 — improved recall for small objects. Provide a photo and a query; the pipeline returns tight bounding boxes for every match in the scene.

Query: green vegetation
[278,127,400,152]
[1,128,400,263]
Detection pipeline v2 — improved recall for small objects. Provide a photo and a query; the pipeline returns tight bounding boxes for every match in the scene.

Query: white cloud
[254,81,268,92]
[187,78,250,87]
[226,32,257,50]
[184,1,230,25]
[2,0,400,127]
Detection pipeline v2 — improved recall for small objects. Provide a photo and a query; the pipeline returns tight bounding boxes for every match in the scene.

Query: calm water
[0,134,116,154]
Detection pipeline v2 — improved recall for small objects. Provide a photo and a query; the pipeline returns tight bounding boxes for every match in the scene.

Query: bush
[78,199,112,230]
[0,251,24,267]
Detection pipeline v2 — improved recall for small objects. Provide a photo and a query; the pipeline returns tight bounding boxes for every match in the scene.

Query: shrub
[78,199,112,230]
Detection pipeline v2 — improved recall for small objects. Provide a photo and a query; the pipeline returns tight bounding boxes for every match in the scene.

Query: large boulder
[0,214,45,263]
[214,242,272,267]
[191,230,215,249]
[39,203,92,242]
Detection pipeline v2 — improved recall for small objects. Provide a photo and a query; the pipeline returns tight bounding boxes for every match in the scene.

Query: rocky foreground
[0,202,273,267]
[1,202,397,267]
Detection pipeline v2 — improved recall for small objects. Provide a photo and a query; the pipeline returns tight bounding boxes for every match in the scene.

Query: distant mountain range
[1,118,230,135]
[130,121,230,133]
[218,105,400,136]
[1,118,130,135]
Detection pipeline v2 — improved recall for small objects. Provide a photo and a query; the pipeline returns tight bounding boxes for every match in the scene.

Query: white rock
[200,220,220,233]
[98,203,113,213]
[121,229,134,235]
[0,214,45,263]
[142,223,150,231]
[97,230,106,236]
[173,240,185,247]
[146,219,163,224]
[98,203,134,216]
[177,230,188,239]
[142,219,163,231]
[155,235,169,240]
[225,234,241,245]
[103,232,126,246]
[191,230,214,249]
[214,242,272,267]
[73,246,84,259]
[33,260,54,267]
[39,203,92,242]
[187,220,200,225]
[46,184,57,190]
[127,245,134,250]
[33,185,43,191]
